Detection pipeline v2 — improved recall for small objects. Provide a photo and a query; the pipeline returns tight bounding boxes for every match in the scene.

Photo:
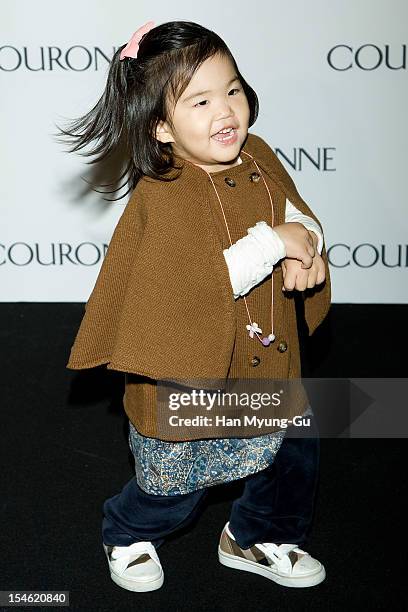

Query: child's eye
[193,88,241,108]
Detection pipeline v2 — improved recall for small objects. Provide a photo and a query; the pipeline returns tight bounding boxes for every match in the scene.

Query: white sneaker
[103,541,164,592]
[218,522,326,588]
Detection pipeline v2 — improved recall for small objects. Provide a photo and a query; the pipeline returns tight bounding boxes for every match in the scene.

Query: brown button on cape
[66,132,331,440]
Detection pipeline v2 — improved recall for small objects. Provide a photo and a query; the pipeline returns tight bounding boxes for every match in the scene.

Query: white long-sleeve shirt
[222,157,324,299]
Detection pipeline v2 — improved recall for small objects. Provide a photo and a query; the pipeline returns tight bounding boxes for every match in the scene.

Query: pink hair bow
[120,20,155,60]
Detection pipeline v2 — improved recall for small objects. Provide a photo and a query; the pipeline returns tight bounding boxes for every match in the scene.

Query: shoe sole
[109,569,164,592]
[218,547,326,588]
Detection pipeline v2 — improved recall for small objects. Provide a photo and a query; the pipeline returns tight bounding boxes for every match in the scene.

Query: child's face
[156,53,250,173]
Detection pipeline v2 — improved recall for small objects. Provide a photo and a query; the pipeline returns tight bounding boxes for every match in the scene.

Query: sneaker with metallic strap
[218,522,326,587]
[103,541,164,592]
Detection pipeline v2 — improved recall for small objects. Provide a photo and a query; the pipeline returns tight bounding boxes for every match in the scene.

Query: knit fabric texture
[67,132,331,442]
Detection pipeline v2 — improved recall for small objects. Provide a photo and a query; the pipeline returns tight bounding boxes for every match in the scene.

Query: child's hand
[281,232,326,291]
[273,222,316,269]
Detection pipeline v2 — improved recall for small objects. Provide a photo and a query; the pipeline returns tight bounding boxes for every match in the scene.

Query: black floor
[1,303,407,611]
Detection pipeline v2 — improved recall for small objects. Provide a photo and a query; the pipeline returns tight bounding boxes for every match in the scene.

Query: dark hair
[54,20,259,201]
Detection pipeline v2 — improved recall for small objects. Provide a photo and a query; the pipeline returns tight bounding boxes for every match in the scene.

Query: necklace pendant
[261,333,276,346]
[246,322,262,339]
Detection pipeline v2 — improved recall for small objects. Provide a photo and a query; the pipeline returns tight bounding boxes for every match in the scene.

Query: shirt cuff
[223,221,286,299]
[285,200,324,254]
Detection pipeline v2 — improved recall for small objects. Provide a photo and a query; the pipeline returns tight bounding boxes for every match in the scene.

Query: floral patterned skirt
[128,421,286,496]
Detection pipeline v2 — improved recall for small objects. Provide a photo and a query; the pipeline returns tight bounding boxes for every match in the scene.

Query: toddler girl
[58,20,331,592]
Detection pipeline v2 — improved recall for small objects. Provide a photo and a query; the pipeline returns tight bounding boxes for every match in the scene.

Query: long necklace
[205,149,276,347]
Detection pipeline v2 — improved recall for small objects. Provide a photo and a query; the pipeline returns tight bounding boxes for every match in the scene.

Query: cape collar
[160,133,291,201]
[169,147,258,182]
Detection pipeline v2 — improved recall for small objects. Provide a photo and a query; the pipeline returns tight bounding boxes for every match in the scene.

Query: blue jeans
[102,417,320,550]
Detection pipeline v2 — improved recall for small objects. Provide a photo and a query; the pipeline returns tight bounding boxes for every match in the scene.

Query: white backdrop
[1,0,407,302]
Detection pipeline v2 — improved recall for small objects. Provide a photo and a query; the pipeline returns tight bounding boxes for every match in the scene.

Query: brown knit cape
[66,132,331,387]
